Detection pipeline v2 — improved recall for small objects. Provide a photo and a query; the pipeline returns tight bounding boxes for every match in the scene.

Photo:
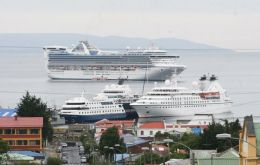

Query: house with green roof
[197,148,239,165]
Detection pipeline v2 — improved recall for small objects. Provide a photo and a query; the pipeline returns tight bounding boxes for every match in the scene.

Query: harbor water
[0,49,260,122]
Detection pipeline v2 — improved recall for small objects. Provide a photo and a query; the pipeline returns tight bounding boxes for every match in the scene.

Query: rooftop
[95,119,135,126]
[0,117,43,128]
[139,121,165,129]
[122,133,149,147]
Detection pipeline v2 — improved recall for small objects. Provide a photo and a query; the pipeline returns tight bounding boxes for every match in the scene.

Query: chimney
[14,115,17,120]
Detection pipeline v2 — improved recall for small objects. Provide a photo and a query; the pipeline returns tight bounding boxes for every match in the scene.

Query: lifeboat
[199,92,220,99]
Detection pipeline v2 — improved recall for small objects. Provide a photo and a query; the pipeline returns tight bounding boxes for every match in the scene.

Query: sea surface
[0,49,260,121]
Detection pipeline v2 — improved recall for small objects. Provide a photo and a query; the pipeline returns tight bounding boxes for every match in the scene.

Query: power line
[0,45,260,51]
[0,46,42,49]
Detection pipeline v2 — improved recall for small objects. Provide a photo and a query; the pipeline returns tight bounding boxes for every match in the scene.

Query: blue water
[0,49,260,120]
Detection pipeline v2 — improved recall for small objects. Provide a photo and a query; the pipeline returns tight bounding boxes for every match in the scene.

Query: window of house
[17,140,28,145]
[0,129,3,134]
[7,140,15,145]
[4,129,15,134]
[17,129,27,134]
[150,131,153,135]
[29,140,40,145]
[141,130,144,135]
[30,129,39,134]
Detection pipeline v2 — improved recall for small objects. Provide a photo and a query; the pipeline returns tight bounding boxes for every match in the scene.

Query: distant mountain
[0,33,230,53]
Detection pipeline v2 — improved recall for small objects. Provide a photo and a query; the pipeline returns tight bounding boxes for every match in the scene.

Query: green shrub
[47,157,61,165]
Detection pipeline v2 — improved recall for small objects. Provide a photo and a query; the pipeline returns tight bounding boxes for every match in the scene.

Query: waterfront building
[137,121,167,138]
[0,117,43,151]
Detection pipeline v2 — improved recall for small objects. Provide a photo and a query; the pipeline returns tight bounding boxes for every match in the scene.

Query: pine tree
[17,91,53,141]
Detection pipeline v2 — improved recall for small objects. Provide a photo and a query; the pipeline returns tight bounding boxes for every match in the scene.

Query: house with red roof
[0,116,43,151]
[137,121,166,138]
[95,119,135,140]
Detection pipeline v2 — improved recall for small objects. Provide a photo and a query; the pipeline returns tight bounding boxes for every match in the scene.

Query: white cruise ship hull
[48,66,185,81]
[132,103,232,119]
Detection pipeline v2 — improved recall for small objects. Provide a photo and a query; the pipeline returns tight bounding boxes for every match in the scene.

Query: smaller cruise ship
[93,79,139,119]
[131,75,232,119]
[59,92,126,123]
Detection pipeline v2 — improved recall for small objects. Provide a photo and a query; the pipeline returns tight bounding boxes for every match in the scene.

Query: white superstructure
[93,79,139,104]
[59,92,126,123]
[131,75,232,119]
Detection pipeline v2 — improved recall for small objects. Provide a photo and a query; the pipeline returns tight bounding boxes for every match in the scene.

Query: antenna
[81,90,85,97]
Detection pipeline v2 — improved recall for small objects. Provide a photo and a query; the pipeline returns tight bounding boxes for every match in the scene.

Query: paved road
[62,146,86,165]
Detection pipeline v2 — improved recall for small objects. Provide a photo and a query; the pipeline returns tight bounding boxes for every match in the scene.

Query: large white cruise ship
[43,41,186,80]
[130,75,232,119]
[59,92,126,123]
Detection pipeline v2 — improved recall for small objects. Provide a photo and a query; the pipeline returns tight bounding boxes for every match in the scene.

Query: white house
[137,121,167,138]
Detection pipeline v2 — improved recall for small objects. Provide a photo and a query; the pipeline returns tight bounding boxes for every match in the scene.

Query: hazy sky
[0,0,260,49]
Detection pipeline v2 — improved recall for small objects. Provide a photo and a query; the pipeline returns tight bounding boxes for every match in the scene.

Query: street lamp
[216,133,257,148]
[163,139,195,165]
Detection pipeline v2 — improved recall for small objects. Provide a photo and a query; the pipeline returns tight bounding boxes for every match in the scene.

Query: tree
[154,132,180,142]
[0,139,9,164]
[17,91,53,141]
[47,157,61,165]
[99,127,124,159]
[134,152,167,165]
[80,131,97,155]
[200,120,241,152]
[169,133,200,159]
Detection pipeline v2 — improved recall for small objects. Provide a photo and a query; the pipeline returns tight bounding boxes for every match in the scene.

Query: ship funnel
[200,75,207,81]
[210,75,217,81]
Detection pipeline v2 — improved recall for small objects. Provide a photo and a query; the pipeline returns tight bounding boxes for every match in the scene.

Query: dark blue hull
[60,113,127,123]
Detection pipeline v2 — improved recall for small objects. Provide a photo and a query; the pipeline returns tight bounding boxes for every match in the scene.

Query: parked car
[56,146,62,153]
[62,152,68,157]
[79,145,85,154]
[61,156,68,164]
[61,142,68,147]
[80,156,87,163]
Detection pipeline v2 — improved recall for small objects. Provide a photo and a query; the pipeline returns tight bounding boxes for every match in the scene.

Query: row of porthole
[78,110,124,114]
